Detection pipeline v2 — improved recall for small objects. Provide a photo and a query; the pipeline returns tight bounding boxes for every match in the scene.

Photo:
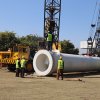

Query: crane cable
[91,1,98,25]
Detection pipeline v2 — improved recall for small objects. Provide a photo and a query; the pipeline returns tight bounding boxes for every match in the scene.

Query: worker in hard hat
[47,31,53,51]
[15,58,20,77]
[20,56,26,78]
[57,56,64,80]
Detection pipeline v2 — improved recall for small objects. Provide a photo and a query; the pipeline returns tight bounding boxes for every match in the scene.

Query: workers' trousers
[16,68,20,77]
[47,41,52,51]
[57,69,63,80]
[21,68,25,78]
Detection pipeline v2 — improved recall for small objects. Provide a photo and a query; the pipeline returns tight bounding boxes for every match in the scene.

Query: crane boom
[87,3,100,56]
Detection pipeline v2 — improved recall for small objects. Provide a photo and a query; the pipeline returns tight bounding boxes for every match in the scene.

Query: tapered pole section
[33,50,100,76]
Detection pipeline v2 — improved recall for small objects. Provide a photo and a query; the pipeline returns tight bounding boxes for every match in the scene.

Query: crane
[43,0,61,50]
[87,2,100,56]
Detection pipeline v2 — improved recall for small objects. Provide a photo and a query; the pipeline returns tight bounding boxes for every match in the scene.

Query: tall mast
[44,0,61,42]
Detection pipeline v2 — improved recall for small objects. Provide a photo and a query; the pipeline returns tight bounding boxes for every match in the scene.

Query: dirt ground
[0,68,100,100]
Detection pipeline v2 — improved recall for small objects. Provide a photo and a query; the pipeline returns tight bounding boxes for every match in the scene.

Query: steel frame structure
[44,0,61,42]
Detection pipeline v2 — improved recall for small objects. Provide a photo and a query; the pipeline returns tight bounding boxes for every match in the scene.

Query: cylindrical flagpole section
[33,50,100,76]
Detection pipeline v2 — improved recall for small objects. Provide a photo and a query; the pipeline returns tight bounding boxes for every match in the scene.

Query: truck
[0,44,34,72]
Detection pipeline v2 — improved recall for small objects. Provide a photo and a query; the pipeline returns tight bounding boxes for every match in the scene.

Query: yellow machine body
[52,42,61,51]
[0,45,30,66]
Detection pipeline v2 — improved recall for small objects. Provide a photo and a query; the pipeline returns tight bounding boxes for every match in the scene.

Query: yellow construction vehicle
[0,44,33,72]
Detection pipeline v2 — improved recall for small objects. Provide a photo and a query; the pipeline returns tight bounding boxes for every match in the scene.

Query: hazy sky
[0,0,99,53]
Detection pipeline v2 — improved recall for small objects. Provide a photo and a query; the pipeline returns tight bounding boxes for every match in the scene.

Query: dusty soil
[0,68,100,100]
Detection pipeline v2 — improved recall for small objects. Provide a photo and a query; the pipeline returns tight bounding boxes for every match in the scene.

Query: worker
[57,56,64,80]
[47,31,53,51]
[15,58,20,77]
[20,56,26,78]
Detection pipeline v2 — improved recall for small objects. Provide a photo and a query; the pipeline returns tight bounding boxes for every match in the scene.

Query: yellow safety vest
[58,60,64,69]
[16,59,20,68]
[47,33,52,41]
[21,59,26,68]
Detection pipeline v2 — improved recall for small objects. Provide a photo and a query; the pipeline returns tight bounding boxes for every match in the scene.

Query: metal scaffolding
[44,0,61,42]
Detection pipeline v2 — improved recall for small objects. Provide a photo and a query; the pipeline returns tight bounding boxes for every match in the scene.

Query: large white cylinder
[33,50,100,76]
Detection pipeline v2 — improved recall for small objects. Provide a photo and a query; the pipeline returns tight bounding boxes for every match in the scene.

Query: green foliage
[0,31,43,51]
[19,34,43,48]
[0,31,79,55]
[60,40,79,54]
[19,34,43,58]
[0,31,20,51]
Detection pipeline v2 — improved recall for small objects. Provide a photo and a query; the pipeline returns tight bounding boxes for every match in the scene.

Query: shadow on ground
[62,71,100,78]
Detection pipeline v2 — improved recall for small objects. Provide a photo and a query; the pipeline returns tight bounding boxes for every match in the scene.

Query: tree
[19,34,43,48]
[0,31,20,51]
[0,31,79,55]
[60,40,79,54]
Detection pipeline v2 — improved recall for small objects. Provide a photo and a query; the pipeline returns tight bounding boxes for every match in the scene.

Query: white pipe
[33,50,100,76]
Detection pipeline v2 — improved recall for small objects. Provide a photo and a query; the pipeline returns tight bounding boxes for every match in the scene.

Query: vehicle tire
[7,64,16,72]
